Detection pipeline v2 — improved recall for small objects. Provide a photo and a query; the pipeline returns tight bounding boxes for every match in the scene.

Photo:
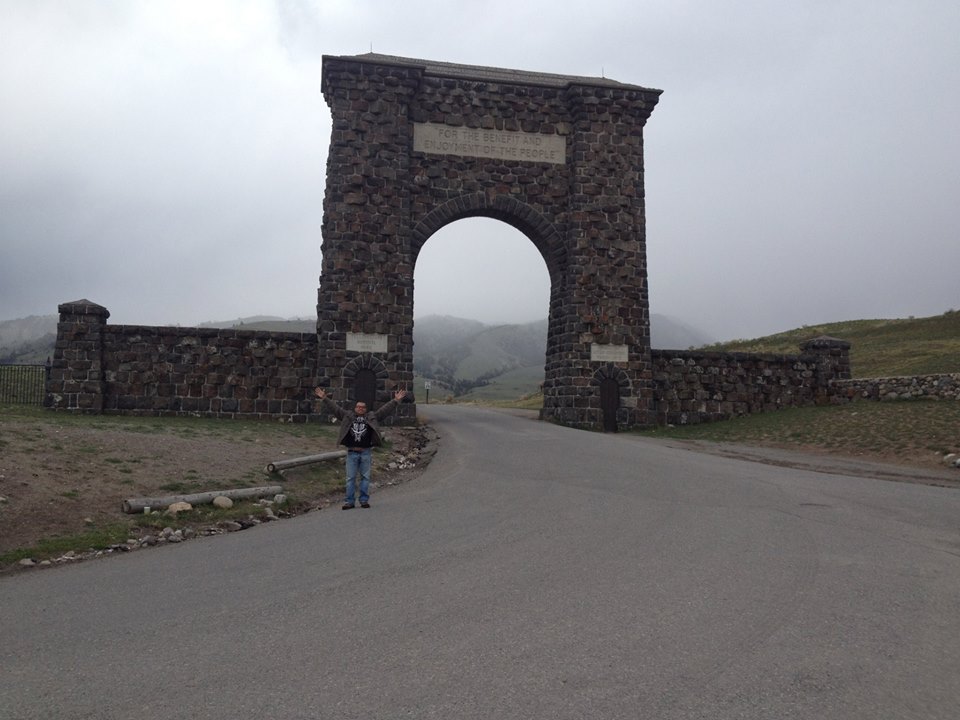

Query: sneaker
[360,502,370,509]
[342,503,355,510]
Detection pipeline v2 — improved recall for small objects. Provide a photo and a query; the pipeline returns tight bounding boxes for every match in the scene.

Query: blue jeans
[344,448,372,505]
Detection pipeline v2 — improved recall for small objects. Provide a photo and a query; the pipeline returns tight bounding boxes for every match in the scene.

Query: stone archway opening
[412,217,551,403]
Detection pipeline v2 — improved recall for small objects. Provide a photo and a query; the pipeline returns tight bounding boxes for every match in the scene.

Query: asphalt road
[2,405,959,719]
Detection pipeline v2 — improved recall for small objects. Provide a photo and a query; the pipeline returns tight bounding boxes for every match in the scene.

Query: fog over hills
[412,313,713,354]
[0,315,58,364]
[409,313,715,396]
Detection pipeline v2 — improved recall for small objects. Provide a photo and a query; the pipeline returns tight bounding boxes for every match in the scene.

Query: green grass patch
[158,481,202,493]
[275,461,344,496]
[133,501,271,530]
[0,524,132,565]
[489,392,544,411]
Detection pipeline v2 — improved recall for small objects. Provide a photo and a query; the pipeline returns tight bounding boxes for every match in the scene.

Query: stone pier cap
[800,335,851,351]
[322,52,664,95]
[58,299,110,319]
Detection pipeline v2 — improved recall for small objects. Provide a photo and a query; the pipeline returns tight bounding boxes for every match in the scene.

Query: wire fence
[0,364,48,405]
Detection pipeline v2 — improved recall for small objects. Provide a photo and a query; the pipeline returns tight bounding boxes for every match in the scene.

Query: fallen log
[122,486,283,514]
[264,450,346,474]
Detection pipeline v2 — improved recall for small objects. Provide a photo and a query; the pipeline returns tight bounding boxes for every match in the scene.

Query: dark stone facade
[317,54,662,429]
[651,337,852,425]
[46,300,320,420]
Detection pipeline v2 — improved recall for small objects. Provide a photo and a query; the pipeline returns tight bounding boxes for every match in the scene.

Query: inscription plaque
[346,333,388,353]
[413,122,565,164]
[590,343,629,363]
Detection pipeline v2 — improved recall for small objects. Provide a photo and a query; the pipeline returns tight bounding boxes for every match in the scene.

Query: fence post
[46,299,109,413]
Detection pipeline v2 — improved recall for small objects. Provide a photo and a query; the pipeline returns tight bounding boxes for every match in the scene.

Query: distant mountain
[222,318,315,333]
[650,313,715,350]
[411,313,715,398]
[412,316,547,396]
[198,316,307,330]
[412,315,487,356]
[0,315,57,364]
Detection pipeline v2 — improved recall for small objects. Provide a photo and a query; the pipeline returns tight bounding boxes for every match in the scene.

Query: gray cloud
[1,0,957,341]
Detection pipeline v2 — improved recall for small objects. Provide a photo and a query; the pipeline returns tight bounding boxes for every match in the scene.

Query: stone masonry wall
[652,350,822,425]
[47,300,322,421]
[650,336,852,425]
[51,300,948,429]
[834,374,960,401]
[98,326,318,418]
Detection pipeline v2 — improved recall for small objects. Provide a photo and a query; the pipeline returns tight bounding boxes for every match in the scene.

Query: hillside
[413,316,547,395]
[198,316,303,330]
[703,311,960,378]
[650,313,715,350]
[0,315,57,364]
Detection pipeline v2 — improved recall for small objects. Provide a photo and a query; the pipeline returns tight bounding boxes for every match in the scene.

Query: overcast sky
[2,0,958,341]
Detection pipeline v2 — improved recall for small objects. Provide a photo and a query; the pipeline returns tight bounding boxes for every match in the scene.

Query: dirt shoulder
[654,438,960,489]
[0,409,437,571]
[3,406,957,572]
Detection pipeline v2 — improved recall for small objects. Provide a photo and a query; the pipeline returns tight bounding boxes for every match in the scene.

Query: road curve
[2,404,959,719]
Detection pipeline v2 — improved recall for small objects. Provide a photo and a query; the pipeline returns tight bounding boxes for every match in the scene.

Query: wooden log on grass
[122,486,283,514]
[264,450,346,474]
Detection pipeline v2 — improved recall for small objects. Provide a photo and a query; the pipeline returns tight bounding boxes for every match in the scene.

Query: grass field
[636,399,960,469]
[702,311,960,378]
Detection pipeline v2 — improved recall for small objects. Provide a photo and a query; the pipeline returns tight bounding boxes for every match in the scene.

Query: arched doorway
[600,377,620,432]
[593,365,630,432]
[354,367,377,409]
[341,354,389,410]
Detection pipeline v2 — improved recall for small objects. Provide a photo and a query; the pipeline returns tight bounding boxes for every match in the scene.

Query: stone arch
[341,354,390,407]
[316,53,661,428]
[410,192,566,283]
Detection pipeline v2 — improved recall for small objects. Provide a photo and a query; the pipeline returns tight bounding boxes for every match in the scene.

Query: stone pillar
[46,299,109,413]
[541,84,658,428]
[800,335,851,404]
[316,58,420,424]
